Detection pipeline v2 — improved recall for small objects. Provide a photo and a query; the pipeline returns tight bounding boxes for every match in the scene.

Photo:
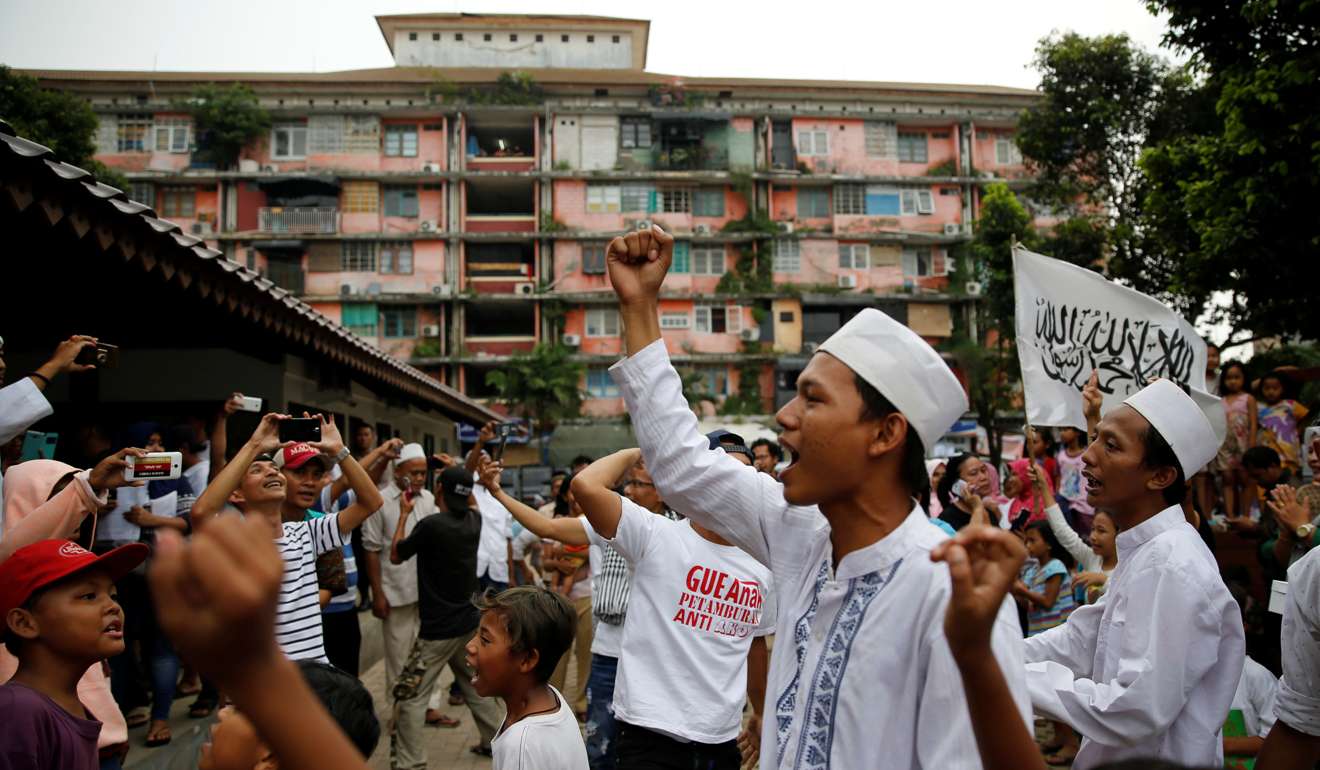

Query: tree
[182,83,271,170]
[0,66,127,189]
[485,343,585,462]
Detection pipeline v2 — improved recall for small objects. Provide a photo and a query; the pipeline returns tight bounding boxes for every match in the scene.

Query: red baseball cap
[0,540,148,617]
[273,443,330,472]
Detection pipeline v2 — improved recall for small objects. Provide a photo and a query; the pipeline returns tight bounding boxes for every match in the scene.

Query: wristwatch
[333,446,351,465]
[1298,522,1317,540]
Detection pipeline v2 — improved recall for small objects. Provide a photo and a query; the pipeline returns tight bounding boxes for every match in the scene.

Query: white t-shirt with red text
[583,498,774,744]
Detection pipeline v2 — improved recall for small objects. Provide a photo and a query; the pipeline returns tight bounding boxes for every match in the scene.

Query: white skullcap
[1122,379,1219,478]
[817,308,968,451]
[398,443,426,463]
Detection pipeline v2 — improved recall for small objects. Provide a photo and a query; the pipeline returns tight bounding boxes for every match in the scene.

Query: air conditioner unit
[965,281,984,297]
[431,284,453,297]
[238,159,259,173]
[837,274,858,289]
[513,282,535,296]
[190,222,214,235]
[260,164,276,172]
[693,224,712,236]
[942,223,962,236]
[779,221,795,234]
[366,282,382,296]
[420,324,441,337]
[739,327,760,342]
[340,284,354,296]
[562,334,582,347]
[419,220,437,232]
[423,162,442,173]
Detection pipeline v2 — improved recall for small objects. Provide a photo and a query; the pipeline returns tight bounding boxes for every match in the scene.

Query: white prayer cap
[398,443,426,463]
[817,308,968,451]
[1122,379,1219,477]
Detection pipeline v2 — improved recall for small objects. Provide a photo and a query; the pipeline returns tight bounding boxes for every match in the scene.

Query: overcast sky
[1,0,1178,89]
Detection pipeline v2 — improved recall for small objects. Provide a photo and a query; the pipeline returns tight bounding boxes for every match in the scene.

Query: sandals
[144,721,172,748]
[425,709,460,728]
[189,699,217,719]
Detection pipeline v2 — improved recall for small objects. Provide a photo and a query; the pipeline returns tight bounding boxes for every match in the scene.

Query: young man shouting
[602,225,1028,769]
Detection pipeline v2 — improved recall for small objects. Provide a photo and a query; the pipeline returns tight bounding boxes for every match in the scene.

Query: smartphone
[279,418,322,444]
[491,423,513,461]
[125,452,183,481]
[20,431,58,462]
[951,479,969,500]
[235,395,263,413]
[74,342,120,368]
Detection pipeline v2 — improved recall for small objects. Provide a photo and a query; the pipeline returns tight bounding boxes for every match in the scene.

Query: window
[838,243,869,270]
[408,32,417,41]
[586,368,620,399]
[692,246,725,275]
[660,312,691,329]
[341,242,377,272]
[864,121,896,158]
[342,116,380,153]
[864,185,901,216]
[671,241,691,273]
[455,33,463,41]
[158,187,194,217]
[129,182,155,208]
[834,184,865,215]
[897,132,928,163]
[797,129,829,156]
[995,137,1023,165]
[693,188,725,217]
[621,183,654,212]
[510,34,518,41]
[586,184,621,214]
[612,35,620,43]
[772,239,800,272]
[659,187,692,213]
[116,116,150,152]
[432,33,439,41]
[587,35,595,43]
[561,34,569,42]
[585,308,620,337]
[535,34,543,42]
[694,304,728,334]
[384,125,419,157]
[271,122,308,159]
[380,241,414,274]
[687,366,729,396]
[797,188,830,218]
[342,303,377,337]
[620,117,652,149]
[900,189,935,215]
[382,186,419,217]
[484,33,492,41]
[382,306,417,338]
[153,118,190,153]
[902,247,944,278]
[342,181,379,213]
[582,242,607,275]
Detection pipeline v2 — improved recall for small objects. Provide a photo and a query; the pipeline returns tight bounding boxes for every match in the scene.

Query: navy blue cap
[705,429,752,459]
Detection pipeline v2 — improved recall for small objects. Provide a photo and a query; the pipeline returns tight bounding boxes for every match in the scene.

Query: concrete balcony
[257,207,339,234]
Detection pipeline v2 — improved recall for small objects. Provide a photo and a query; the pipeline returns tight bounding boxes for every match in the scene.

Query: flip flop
[425,710,460,728]
[144,722,172,748]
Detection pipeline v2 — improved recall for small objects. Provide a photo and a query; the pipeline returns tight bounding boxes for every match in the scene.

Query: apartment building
[27,12,1039,418]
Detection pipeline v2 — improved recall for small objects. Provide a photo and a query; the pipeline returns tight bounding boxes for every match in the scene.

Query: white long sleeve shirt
[1276,547,1320,736]
[472,483,512,584]
[1043,503,1105,574]
[0,377,55,533]
[1024,505,1245,769]
[611,340,1029,770]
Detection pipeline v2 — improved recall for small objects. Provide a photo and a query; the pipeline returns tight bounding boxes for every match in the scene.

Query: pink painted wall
[897,126,958,178]
[303,241,446,296]
[553,180,625,232]
[550,241,613,294]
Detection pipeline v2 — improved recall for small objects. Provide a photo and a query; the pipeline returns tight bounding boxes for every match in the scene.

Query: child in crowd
[1002,458,1052,528]
[1029,465,1118,605]
[1013,521,1078,765]
[0,538,149,770]
[1216,362,1257,519]
[467,587,587,769]
[1223,584,1278,768]
[1257,372,1310,475]
[1027,427,1059,489]
[1054,426,1095,535]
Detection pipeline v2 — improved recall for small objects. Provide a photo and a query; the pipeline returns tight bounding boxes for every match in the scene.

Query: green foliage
[729,170,755,203]
[677,368,713,409]
[926,159,958,177]
[553,160,572,171]
[719,362,767,416]
[411,338,441,359]
[464,72,544,105]
[484,343,585,434]
[538,212,568,232]
[1041,216,1108,272]
[0,66,127,189]
[181,84,271,170]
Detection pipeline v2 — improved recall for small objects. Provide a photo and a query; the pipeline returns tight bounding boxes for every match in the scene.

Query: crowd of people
[0,224,1317,770]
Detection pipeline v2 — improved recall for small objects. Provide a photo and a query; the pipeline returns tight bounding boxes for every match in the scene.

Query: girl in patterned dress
[1215,362,1257,518]
[1014,520,1078,764]
[1257,372,1310,474]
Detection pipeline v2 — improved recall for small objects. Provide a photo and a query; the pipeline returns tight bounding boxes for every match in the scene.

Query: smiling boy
[0,538,149,770]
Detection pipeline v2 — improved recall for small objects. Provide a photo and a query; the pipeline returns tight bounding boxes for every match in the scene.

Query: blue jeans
[585,654,619,770]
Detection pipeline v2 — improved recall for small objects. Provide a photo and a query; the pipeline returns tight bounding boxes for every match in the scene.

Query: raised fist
[606,223,674,307]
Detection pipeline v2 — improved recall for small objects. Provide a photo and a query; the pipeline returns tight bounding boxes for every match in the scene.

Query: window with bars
[116,116,151,152]
[671,241,691,274]
[897,132,928,163]
[692,246,725,276]
[660,312,691,329]
[620,117,652,149]
[129,182,155,208]
[308,115,343,154]
[341,242,377,272]
[797,129,829,156]
[695,303,742,334]
[900,189,935,215]
[271,122,308,159]
[659,187,692,213]
[342,303,378,337]
[902,247,944,278]
[343,115,381,153]
[582,242,608,275]
[379,242,414,274]
[382,306,417,338]
[158,187,195,217]
[995,137,1023,165]
[834,184,866,215]
[153,118,190,153]
[585,308,620,337]
[586,368,620,398]
[838,243,870,270]
[797,188,830,218]
[384,125,419,157]
[772,239,800,272]
[621,183,654,212]
[864,121,897,158]
[693,188,725,217]
[586,184,621,214]
[342,181,379,213]
[382,186,419,217]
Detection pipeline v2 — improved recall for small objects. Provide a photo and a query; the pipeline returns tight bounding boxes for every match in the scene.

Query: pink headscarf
[1,460,126,750]
[1007,458,1053,523]
[983,462,1009,508]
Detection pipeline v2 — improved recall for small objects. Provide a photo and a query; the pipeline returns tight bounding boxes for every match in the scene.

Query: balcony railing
[258,207,339,234]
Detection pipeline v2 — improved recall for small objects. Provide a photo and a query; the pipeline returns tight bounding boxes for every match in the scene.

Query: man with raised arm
[601,225,1027,769]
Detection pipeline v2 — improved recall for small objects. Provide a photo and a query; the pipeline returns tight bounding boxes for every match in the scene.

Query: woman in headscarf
[1001,457,1055,529]
[1,449,142,769]
[925,459,947,518]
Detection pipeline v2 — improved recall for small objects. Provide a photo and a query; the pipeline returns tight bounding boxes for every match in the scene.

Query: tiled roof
[0,118,502,426]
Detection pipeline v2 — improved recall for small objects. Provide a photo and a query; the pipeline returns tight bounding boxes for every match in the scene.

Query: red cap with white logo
[273,443,330,472]
[0,539,148,617]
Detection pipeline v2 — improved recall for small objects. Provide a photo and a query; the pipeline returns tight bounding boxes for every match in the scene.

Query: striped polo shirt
[276,514,345,661]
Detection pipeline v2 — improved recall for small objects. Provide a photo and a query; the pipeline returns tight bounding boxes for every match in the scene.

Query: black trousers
[322,610,362,677]
[615,722,741,770]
